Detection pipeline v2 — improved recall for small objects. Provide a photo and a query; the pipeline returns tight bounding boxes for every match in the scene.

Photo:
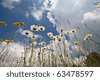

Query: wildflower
[56,35,62,41]
[84,34,92,40]
[22,30,30,35]
[60,28,64,33]
[3,40,14,44]
[0,21,7,26]
[60,34,64,37]
[47,32,53,37]
[66,31,70,35]
[74,41,78,45]
[20,22,25,26]
[86,34,93,38]
[70,29,76,34]
[13,22,24,27]
[42,47,46,50]
[47,32,55,39]
[96,3,100,8]
[31,34,36,39]
[39,42,46,47]
[29,40,37,46]
[22,30,33,38]
[84,37,89,40]
[50,36,55,40]
[38,26,45,31]
[30,25,38,31]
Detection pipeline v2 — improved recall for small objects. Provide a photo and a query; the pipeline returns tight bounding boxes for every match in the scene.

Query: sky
[0,0,100,44]
[0,0,100,66]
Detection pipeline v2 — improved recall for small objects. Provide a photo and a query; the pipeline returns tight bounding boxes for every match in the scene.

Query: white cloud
[80,10,100,41]
[1,0,22,9]
[43,0,49,9]
[26,0,58,20]
[42,0,58,10]
[25,11,30,18]
[44,0,87,32]
[31,10,43,21]
[47,12,56,26]
[72,0,86,9]
[49,0,57,10]
[81,10,100,24]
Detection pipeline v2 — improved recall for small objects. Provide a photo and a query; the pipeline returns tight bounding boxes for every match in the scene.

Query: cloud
[44,0,87,32]
[47,12,56,26]
[25,11,30,18]
[26,0,58,20]
[72,0,86,9]
[1,0,22,9]
[80,10,100,41]
[30,10,43,21]
[49,0,57,10]
[42,0,58,10]
[81,10,100,24]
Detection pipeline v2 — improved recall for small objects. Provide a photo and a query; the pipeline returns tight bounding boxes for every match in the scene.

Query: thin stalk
[23,47,27,67]
[29,44,34,67]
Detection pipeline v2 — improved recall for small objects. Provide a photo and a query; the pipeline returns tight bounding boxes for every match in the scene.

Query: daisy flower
[13,22,24,27]
[3,40,14,44]
[39,42,46,47]
[74,41,79,45]
[65,31,70,35]
[56,35,62,41]
[47,32,53,38]
[96,3,100,8]
[70,29,76,34]
[30,25,38,31]
[0,21,7,26]
[84,34,92,40]
[60,28,64,33]
[38,26,45,31]
[29,40,37,46]
[22,30,33,38]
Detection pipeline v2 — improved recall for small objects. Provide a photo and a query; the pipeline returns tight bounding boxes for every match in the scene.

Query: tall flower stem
[29,44,34,67]
[23,47,27,67]
[58,43,67,66]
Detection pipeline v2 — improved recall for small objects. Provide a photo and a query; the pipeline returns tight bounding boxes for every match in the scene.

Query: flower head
[22,30,33,38]
[38,26,45,31]
[30,25,38,31]
[29,40,37,46]
[3,40,14,44]
[13,22,24,27]
[47,32,55,39]
[39,42,46,47]
[31,34,36,39]
[0,21,7,26]
[66,31,70,35]
[47,32,53,37]
[56,35,62,41]
[74,41,78,45]
[84,34,92,40]
[96,3,100,8]
[70,29,76,33]
[60,28,64,33]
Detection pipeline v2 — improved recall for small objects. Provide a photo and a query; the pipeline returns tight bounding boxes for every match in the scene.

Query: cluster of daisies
[22,25,45,39]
